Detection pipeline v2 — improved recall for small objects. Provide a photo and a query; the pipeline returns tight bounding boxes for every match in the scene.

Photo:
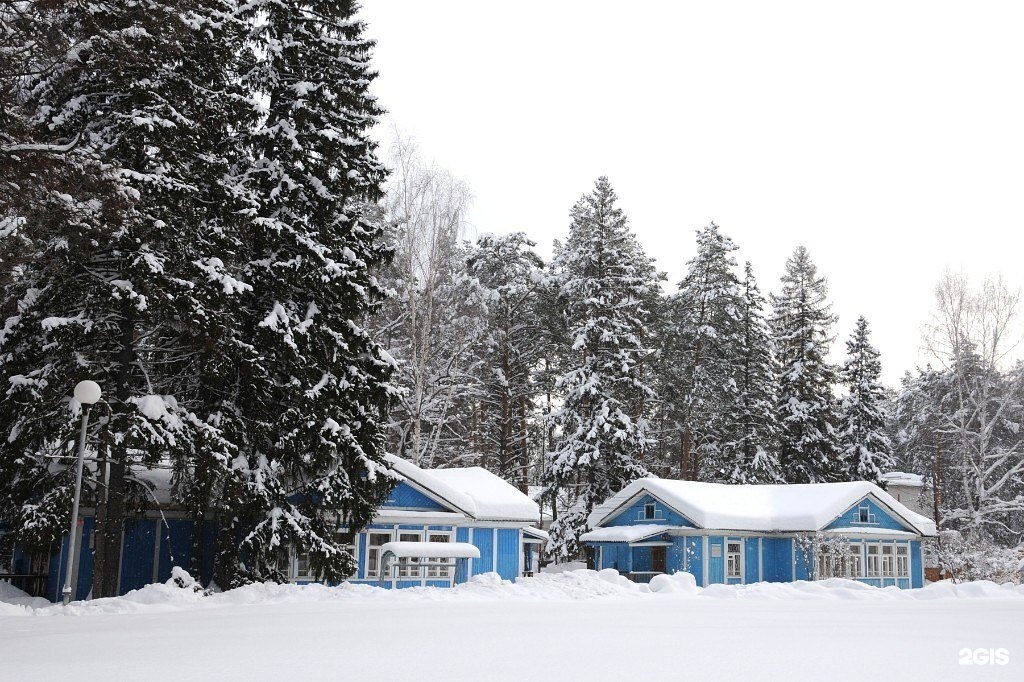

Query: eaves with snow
[585,478,937,538]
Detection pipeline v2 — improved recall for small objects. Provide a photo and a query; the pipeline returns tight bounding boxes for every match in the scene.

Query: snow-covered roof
[379,541,481,559]
[385,455,540,523]
[880,472,925,488]
[588,478,937,536]
[580,525,678,543]
[523,526,549,541]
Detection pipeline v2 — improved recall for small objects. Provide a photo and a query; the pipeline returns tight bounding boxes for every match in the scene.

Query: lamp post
[62,380,101,606]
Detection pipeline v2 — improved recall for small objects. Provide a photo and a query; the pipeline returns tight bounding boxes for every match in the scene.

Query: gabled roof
[588,478,937,536]
[385,455,540,523]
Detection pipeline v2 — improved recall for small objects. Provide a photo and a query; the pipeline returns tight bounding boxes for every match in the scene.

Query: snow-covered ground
[2,570,1021,681]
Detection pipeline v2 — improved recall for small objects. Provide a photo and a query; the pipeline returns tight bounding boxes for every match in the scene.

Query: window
[896,544,909,577]
[866,544,880,577]
[336,531,357,579]
[856,506,876,524]
[848,543,863,578]
[294,549,315,581]
[881,544,895,577]
[726,541,742,578]
[366,531,393,578]
[398,531,422,578]
[638,502,663,521]
[427,533,452,579]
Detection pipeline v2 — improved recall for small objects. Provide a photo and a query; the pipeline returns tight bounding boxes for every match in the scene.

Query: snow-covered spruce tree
[721,262,783,483]
[770,246,843,483]
[222,0,397,585]
[543,177,660,559]
[0,0,251,596]
[661,223,743,481]
[838,316,893,483]
[464,233,546,488]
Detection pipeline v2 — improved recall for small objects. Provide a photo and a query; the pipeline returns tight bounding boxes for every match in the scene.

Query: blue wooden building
[329,455,545,588]
[4,456,544,601]
[580,478,937,588]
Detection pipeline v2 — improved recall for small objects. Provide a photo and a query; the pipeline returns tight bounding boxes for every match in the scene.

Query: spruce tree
[662,223,743,481]
[543,177,660,558]
[770,246,843,483]
[838,316,894,483]
[221,0,397,584]
[0,0,251,596]
[722,262,783,483]
[464,233,545,488]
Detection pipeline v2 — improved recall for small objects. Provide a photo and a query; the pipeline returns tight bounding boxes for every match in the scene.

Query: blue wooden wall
[383,482,450,512]
[472,528,494,574]
[825,497,909,532]
[744,537,760,583]
[496,529,519,580]
[605,494,695,528]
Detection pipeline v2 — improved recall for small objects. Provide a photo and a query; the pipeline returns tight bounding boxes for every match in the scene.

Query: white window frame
[848,543,864,578]
[397,530,423,578]
[726,541,743,579]
[881,544,896,577]
[856,506,877,525]
[425,531,453,580]
[637,502,664,521]
[366,530,394,579]
[866,544,881,577]
[895,544,910,578]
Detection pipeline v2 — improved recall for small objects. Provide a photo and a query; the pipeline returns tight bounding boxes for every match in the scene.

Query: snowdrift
[4,568,1023,618]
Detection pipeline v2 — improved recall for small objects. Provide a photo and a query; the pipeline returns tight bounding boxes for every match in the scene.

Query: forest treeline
[378,142,1024,562]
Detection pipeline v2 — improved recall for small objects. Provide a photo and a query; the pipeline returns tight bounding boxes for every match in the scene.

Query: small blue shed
[580,479,937,589]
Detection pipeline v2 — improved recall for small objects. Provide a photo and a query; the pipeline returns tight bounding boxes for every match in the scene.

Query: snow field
[2,570,1021,680]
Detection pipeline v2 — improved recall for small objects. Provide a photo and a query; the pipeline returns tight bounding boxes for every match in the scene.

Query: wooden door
[652,546,667,573]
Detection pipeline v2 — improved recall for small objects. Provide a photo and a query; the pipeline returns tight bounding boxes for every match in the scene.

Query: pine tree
[838,316,894,483]
[722,262,782,483]
[544,177,660,558]
[221,0,397,585]
[464,233,546,488]
[0,0,251,596]
[662,223,743,481]
[770,246,843,483]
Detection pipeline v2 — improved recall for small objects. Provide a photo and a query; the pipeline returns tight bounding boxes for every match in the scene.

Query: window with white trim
[726,541,742,578]
[895,544,909,577]
[881,544,895,577]
[337,531,356,579]
[866,544,880,577]
[856,506,876,524]
[426,532,452,579]
[848,543,863,578]
[366,531,393,578]
[637,502,663,521]
[398,531,422,578]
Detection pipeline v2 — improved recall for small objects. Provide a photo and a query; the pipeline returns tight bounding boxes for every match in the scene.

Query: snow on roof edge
[588,478,937,537]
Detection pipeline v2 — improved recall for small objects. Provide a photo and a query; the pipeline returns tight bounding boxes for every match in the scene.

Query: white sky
[359,1,1024,386]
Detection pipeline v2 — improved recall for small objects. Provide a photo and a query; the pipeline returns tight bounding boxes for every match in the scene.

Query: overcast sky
[358,1,1024,385]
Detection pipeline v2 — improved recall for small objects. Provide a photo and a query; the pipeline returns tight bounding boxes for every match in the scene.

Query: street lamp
[62,380,101,605]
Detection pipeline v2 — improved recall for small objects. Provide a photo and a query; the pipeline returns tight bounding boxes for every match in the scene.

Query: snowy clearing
[2,570,1021,681]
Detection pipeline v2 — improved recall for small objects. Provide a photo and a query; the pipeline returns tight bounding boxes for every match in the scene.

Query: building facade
[581,479,936,589]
